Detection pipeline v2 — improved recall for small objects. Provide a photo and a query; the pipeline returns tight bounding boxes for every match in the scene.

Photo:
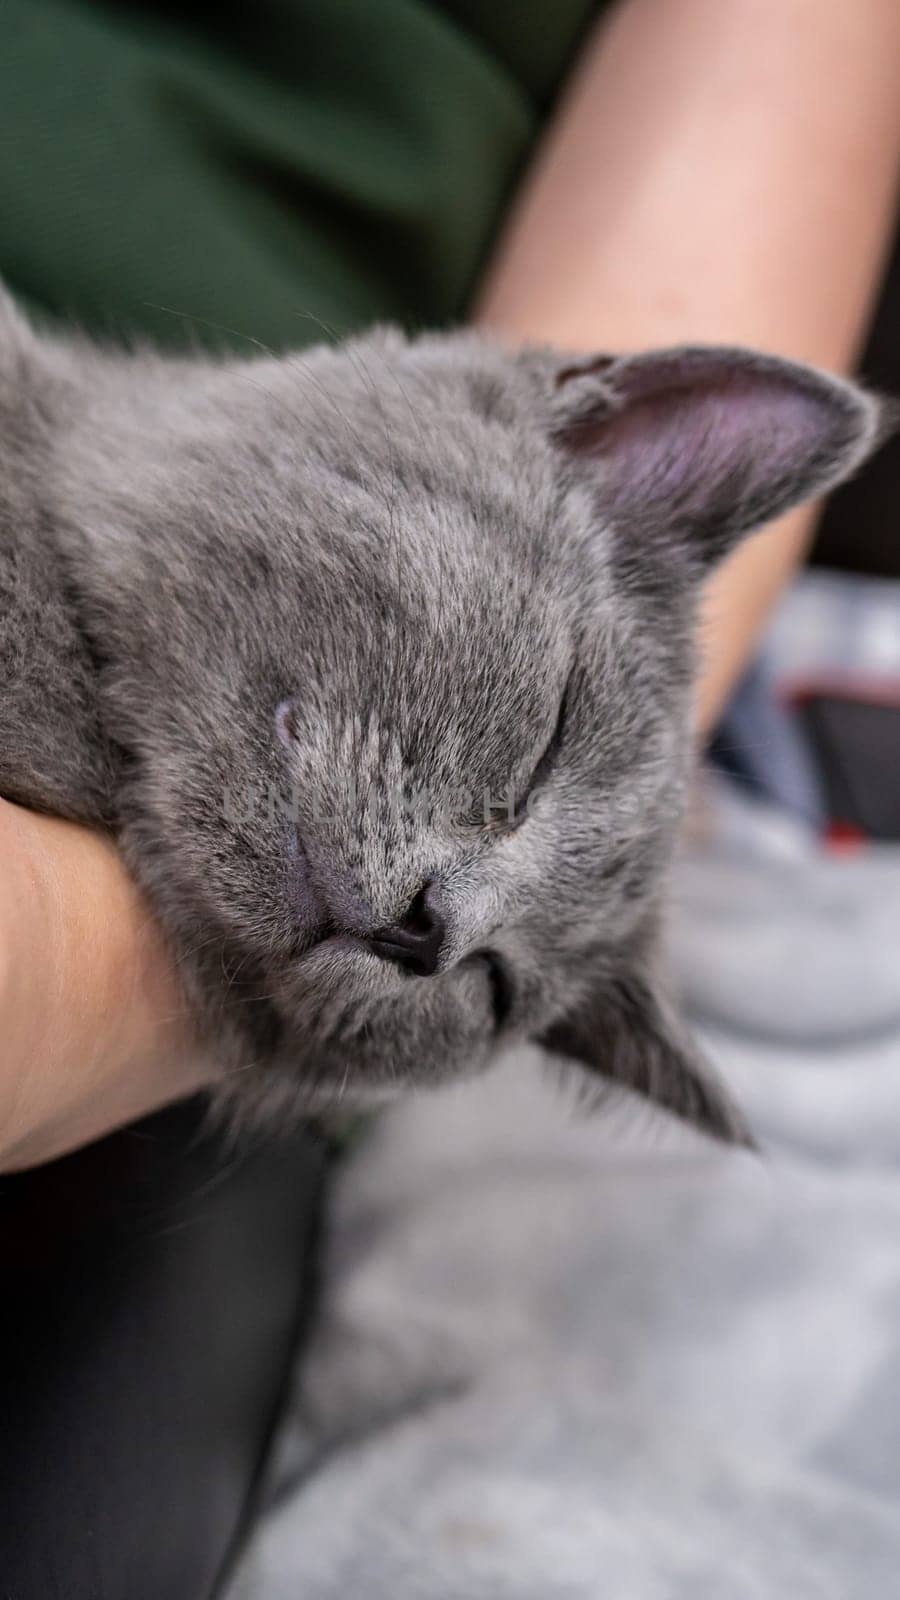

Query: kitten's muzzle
[366,885,445,977]
[297,879,513,1028]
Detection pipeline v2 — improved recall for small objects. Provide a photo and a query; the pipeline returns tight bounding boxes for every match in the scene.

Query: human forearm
[475,0,900,729]
[0,800,212,1170]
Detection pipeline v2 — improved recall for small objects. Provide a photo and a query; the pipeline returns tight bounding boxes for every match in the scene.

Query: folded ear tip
[633,1035,756,1150]
[536,970,756,1152]
[691,1076,758,1150]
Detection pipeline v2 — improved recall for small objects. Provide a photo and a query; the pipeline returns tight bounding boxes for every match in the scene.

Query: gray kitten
[0,287,885,1140]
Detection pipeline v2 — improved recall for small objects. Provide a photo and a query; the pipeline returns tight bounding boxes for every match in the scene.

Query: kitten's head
[22,302,885,1137]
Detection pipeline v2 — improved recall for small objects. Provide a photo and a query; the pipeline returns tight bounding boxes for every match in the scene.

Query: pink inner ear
[573,372,813,511]
[554,348,863,552]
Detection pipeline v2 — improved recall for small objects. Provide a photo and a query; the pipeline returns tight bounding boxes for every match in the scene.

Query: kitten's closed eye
[508,684,569,828]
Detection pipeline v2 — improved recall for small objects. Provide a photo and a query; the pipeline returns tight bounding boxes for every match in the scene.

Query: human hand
[0,797,215,1171]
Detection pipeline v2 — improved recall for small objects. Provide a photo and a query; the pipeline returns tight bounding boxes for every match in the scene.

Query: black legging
[0,1099,324,1600]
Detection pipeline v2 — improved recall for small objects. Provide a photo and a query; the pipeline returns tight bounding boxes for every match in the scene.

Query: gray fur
[0,287,885,1138]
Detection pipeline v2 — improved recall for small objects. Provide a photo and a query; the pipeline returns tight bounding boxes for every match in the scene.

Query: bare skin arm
[0,802,212,1170]
[3,0,899,1169]
[475,0,900,731]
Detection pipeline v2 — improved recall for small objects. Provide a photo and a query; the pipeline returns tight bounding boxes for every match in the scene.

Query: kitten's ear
[538,968,753,1147]
[547,345,886,567]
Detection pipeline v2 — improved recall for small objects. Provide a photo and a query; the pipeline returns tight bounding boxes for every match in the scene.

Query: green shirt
[2,1,597,350]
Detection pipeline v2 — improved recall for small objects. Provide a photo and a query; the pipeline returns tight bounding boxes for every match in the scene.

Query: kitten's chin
[256,935,506,1102]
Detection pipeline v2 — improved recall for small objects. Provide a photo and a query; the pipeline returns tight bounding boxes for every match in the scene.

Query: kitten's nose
[367,888,445,977]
